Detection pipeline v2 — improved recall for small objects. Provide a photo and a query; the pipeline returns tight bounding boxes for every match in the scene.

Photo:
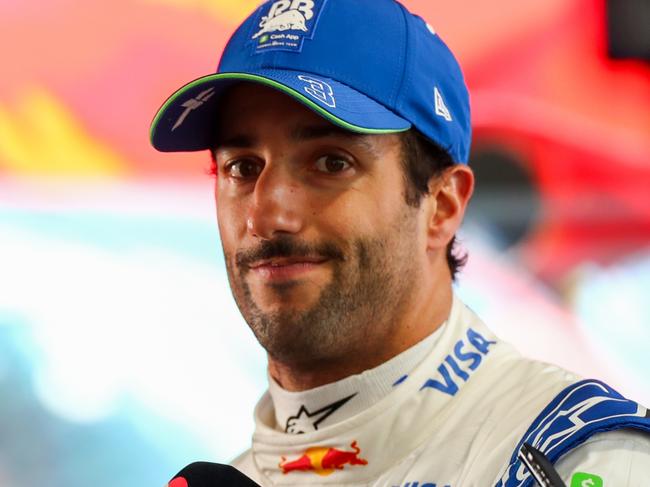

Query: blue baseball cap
[150,0,471,163]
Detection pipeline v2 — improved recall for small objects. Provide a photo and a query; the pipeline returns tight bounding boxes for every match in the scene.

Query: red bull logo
[279,440,368,476]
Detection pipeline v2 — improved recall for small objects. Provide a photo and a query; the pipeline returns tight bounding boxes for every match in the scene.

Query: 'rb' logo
[253,0,316,39]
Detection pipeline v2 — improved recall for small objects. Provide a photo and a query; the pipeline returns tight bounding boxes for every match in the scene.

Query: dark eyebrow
[214,124,374,151]
[290,124,359,141]
[215,134,257,149]
[290,124,375,151]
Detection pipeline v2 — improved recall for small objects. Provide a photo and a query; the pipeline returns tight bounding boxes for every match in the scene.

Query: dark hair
[208,129,467,280]
[399,129,467,281]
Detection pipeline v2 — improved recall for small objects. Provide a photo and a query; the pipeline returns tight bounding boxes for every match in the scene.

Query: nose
[246,164,305,239]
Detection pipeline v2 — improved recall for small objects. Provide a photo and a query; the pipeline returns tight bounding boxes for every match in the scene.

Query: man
[150,0,650,485]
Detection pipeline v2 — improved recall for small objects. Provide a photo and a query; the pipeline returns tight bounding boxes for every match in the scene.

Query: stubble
[223,208,421,367]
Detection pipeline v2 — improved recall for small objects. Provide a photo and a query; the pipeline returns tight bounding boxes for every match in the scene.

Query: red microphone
[168,462,260,487]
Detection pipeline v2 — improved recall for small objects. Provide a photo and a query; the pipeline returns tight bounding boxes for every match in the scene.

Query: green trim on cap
[149,72,409,147]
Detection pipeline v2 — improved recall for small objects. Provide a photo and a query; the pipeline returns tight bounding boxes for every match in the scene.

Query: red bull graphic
[252,0,328,53]
[253,9,308,38]
[279,440,368,476]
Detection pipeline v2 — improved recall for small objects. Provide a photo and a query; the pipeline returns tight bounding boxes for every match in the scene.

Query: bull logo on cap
[252,0,315,39]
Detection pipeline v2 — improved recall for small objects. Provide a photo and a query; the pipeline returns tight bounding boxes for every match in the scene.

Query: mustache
[235,236,345,269]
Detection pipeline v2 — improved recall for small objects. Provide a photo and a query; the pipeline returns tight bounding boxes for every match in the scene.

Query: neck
[268,274,453,392]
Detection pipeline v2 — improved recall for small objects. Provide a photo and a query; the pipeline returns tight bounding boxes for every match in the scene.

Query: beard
[223,211,420,366]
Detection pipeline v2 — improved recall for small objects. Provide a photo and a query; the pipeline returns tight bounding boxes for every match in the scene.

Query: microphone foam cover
[169,462,260,487]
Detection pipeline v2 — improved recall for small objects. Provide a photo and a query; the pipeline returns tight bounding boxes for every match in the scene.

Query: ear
[424,165,474,251]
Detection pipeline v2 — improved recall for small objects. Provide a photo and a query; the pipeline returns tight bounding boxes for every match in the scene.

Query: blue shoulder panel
[496,379,650,487]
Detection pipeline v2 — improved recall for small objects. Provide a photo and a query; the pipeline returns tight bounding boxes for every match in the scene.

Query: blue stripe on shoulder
[496,379,650,487]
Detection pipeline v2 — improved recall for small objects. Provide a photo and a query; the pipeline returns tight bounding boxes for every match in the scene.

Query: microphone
[518,443,566,487]
[168,462,261,487]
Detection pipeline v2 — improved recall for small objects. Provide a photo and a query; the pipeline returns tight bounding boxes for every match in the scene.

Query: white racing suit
[233,295,650,486]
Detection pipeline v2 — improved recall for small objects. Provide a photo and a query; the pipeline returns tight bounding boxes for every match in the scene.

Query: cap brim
[150,70,411,152]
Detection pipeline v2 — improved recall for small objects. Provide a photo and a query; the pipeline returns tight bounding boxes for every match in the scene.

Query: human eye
[314,154,352,174]
[225,159,263,180]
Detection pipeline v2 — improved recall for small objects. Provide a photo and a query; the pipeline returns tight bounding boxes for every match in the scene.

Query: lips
[249,256,328,269]
[247,256,329,281]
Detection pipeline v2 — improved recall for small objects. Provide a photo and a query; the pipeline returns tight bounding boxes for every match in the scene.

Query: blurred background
[0,0,648,485]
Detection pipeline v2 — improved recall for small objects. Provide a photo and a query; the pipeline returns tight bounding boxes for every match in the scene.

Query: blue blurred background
[1,0,648,485]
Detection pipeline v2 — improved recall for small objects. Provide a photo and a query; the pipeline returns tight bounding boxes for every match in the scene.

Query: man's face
[214,83,427,366]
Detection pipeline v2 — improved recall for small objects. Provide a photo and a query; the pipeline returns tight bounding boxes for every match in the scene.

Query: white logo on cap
[252,0,315,39]
[172,87,216,131]
[434,86,452,122]
[298,75,336,108]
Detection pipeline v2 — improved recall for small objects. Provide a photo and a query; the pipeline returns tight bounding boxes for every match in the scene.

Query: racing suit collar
[268,323,443,434]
